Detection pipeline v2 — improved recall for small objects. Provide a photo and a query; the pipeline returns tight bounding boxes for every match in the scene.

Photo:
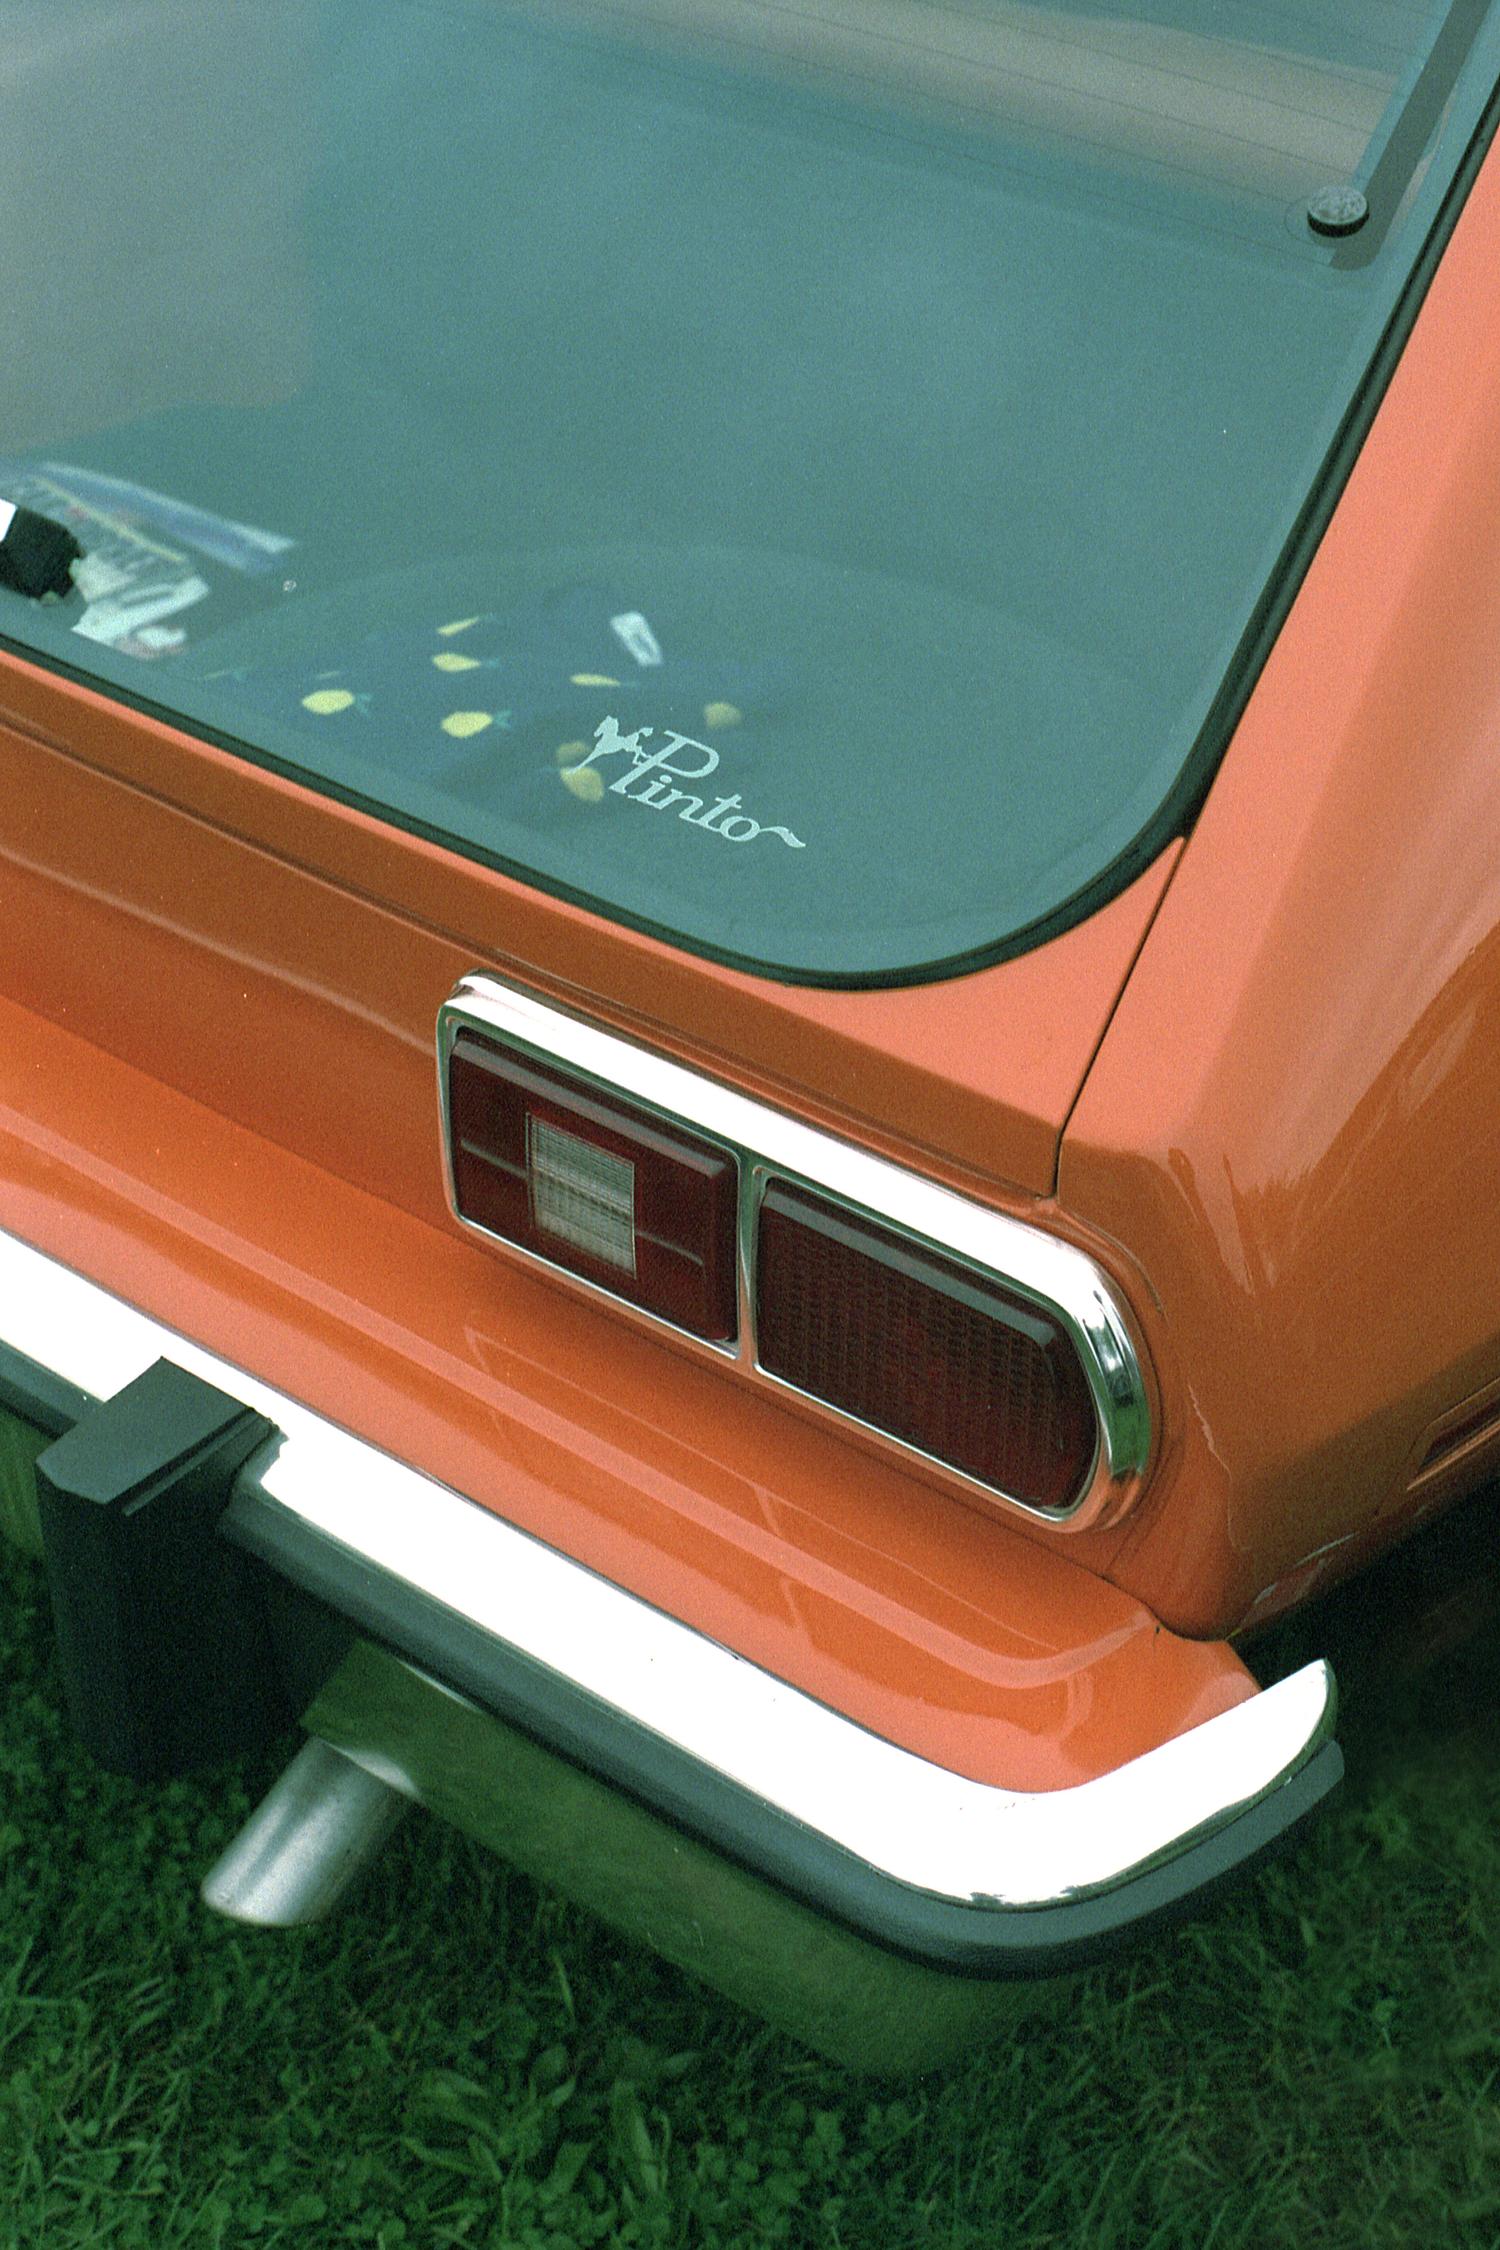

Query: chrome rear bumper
[0,1222,1340,1999]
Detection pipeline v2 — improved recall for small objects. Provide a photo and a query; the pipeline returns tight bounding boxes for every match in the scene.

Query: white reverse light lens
[527,1114,637,1275]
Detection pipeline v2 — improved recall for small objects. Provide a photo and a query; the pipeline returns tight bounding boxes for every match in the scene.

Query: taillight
[439,975,1150,1531]
[754,1180,1097,1513]
[447,1031,739,1342]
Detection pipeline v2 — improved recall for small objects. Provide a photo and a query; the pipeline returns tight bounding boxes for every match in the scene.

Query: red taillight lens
[755,1180,1097,1511]
[448,1031,739,1342]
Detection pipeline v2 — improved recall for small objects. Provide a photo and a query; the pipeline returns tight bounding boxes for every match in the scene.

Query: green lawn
[6,1500,1500,2250]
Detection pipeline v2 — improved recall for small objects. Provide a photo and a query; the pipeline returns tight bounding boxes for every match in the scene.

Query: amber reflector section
[755,1180,1096,1511]
[448,1030,739,1342]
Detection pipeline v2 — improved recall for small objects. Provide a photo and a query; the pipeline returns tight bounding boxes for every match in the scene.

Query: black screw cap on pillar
[35,1359,288,1781]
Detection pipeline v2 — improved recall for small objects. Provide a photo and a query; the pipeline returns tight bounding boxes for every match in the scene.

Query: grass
[7,1500,1500,2250]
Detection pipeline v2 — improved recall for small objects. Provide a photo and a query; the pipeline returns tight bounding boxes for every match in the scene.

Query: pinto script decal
[564,716,805,850]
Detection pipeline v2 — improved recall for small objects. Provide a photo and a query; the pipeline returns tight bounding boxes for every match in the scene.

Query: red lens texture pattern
[755,1180,1097,1512]
[448,1031,739,1342]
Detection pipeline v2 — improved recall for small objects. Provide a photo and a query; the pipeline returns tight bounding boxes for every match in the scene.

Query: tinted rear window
[0,1,1495,980]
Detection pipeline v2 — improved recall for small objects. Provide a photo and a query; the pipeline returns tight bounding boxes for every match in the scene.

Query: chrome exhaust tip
[202,1736,410,1927]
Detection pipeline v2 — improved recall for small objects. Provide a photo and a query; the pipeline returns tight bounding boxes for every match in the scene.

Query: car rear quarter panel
[1062,128,1500,1637]
[0,985,1256,1789]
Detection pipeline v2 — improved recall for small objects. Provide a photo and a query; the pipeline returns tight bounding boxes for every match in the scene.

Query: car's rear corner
[0,933,1338,2072]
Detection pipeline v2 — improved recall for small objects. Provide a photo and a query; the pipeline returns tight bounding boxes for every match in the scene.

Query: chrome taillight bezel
[437,972,1152,1529]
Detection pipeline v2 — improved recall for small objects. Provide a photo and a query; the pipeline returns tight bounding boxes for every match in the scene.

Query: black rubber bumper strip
[0,1338,93,1438]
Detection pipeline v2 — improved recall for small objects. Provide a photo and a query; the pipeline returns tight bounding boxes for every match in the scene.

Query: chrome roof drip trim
[0,1223,1332,1912]
[437,972,1150,1529]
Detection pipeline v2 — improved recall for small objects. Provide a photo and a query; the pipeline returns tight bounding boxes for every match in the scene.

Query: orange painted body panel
[0,656,1174,1207]
[1062,127,1500,1638]
[0,990,1253,1789]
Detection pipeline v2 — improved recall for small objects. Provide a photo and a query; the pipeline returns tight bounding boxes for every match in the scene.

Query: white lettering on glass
[573,716,805,850]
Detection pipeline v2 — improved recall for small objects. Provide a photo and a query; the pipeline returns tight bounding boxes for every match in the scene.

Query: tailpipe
[202,1736,410,1927]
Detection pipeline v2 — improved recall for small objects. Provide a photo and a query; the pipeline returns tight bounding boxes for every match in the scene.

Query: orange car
[1,3,1497,2069]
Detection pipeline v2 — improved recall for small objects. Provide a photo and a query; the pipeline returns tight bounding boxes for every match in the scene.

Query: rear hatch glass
[0,0,1495,982]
